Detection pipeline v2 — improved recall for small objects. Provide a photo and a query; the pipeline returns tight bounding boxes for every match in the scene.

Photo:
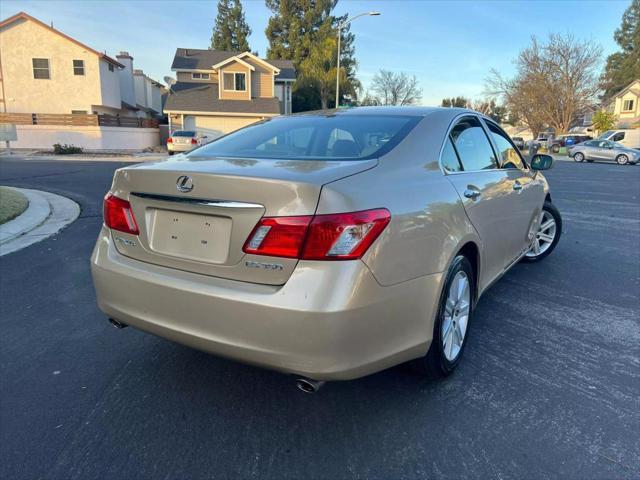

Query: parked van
[598,129,640,149]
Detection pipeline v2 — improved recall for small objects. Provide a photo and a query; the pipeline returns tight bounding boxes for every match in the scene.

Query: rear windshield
[192,114,420,160]
[173,131,195,137]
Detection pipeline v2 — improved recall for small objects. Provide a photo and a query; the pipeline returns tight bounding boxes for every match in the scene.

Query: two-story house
[605,79,640,128]
[164,48,295,139]
[0,12,163,118]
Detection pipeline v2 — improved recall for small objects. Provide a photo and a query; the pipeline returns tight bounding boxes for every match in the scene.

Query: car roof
[290,106,479,119]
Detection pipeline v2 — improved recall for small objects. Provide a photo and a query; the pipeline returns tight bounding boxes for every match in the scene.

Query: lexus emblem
[176,175,193,193]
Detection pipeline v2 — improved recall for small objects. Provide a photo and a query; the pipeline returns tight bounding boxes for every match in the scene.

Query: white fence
[6,124,160,151]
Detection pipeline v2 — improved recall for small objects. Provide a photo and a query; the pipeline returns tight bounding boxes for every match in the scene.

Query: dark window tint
[172,131,196,137]
[194,115,420,161]
[449,117,497,171]
[73,59,84,76]
[32,58,50,79]
[486,122,525,170]
[612,132,625,141]
[441,137,462,172]
[108,63,115,72]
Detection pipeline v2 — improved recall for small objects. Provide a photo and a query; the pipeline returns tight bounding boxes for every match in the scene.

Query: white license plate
[148,209,231,263]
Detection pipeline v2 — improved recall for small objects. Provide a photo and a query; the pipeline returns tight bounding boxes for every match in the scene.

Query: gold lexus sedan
[91,107,562,392]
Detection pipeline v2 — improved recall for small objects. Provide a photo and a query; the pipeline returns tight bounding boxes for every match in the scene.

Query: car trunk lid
[107,155,377,285]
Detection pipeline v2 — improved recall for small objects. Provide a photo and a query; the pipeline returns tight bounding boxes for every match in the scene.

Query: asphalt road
[1,157,638,480]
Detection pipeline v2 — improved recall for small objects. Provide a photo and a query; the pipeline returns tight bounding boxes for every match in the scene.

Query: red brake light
[243,216,312,258]
[103,193,139,235]
[302,209,391,260]
[167,137,173,143]
[242,209,390,260]
[191,138,198,144]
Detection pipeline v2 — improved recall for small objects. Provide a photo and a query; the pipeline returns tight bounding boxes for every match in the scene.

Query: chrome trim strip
[130,192,263,209]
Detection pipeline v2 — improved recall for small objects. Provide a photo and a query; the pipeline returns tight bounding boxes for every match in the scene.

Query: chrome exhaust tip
[108,318,128,329]
[296,377,325,394]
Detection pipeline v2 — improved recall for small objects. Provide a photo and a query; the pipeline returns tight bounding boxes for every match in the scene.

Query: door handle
[463,187,481,199]
[513,181,523,191]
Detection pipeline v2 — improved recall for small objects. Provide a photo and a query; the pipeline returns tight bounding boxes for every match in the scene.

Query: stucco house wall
[0,17,111,113]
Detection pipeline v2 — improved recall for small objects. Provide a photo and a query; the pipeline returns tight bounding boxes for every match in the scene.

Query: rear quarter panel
[316,113,479,287]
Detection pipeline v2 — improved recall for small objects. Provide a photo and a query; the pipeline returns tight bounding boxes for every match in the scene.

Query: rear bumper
[90,226,442,380]
[167,143,194,152]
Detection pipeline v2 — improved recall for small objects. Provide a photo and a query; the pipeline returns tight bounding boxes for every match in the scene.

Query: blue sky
[2,0,629,105]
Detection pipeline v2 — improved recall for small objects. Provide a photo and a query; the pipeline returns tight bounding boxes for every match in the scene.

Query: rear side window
[612,132,625,141]
[193,115,420,160]
[173,131,196,137]
[441,137,463,172]
[449,117,497,171]
[486,121,526,170]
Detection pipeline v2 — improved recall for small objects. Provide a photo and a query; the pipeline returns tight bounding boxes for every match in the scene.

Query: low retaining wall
[7,125,160,151]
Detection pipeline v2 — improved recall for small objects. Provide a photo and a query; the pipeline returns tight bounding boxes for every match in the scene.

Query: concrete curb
[0,188,51,243]
[0,188,80,256]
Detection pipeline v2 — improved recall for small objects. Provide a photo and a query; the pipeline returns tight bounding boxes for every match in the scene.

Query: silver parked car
[167,130,198,155]
[568,139,639,165]
[91,107,561,392]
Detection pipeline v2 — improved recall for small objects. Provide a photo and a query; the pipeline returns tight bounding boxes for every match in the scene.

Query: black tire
[616,154,629,165]
[573,152,584,162]
[414,255,475,378]
[551,144,560,153]
[521,201,562,263]
[168,151,174,156]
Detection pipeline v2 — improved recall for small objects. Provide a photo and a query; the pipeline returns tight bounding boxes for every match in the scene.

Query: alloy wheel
[441,271,470,361]
[574,152,584,162]
[526,210,557,258]
[616,154,629,165]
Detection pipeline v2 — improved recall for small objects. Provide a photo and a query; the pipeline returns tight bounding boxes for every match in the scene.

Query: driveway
[0,158,638,479]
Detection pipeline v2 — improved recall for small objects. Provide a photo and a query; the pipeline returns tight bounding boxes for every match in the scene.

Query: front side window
[449,117,497,171]
[486,121,526,170]
[223,72,246,91]
[623,99,635,111]
[194,114,420,161]
[73,59,84,76]
[32,58,50,79]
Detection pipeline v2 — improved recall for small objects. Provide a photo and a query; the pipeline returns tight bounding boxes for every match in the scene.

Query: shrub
[53,143,83,154]
[592,110,617,133]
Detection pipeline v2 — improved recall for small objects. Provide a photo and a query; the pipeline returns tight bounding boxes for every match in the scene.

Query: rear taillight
[167,137,173,143]
[103,193,139,235]
[243,209,390,260]
[191,138,198,144]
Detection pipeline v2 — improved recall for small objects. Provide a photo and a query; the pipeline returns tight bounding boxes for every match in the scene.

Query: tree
[592,110,617,132]
[265,0,359,110]
[469,98,507,123]
[367,70,423,106]
[486,34,602,135]
[600,0,640,98]
[441,96,468,108]
[211,0,251,52]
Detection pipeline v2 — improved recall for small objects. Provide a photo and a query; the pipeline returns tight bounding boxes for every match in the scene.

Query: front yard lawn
[0,187,29,224]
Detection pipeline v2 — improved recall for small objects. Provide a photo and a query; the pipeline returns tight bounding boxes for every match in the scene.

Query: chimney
[116,53,136,106]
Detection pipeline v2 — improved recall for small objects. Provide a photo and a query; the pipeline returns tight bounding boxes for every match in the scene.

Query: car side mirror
[530,154,553,171]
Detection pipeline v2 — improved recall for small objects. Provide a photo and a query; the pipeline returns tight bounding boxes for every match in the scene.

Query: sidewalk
[0,187,80,256]
[0,149,168,162]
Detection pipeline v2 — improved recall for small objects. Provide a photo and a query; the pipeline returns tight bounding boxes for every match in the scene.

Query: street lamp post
[335,11,380,109]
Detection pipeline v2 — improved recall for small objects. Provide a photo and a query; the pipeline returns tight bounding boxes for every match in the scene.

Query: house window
[73,59,85,76]
[192,73,210,80]
[623,99,635,111]
[223,72,246,91]
[32,58,50,79]
[108,63,114,72]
